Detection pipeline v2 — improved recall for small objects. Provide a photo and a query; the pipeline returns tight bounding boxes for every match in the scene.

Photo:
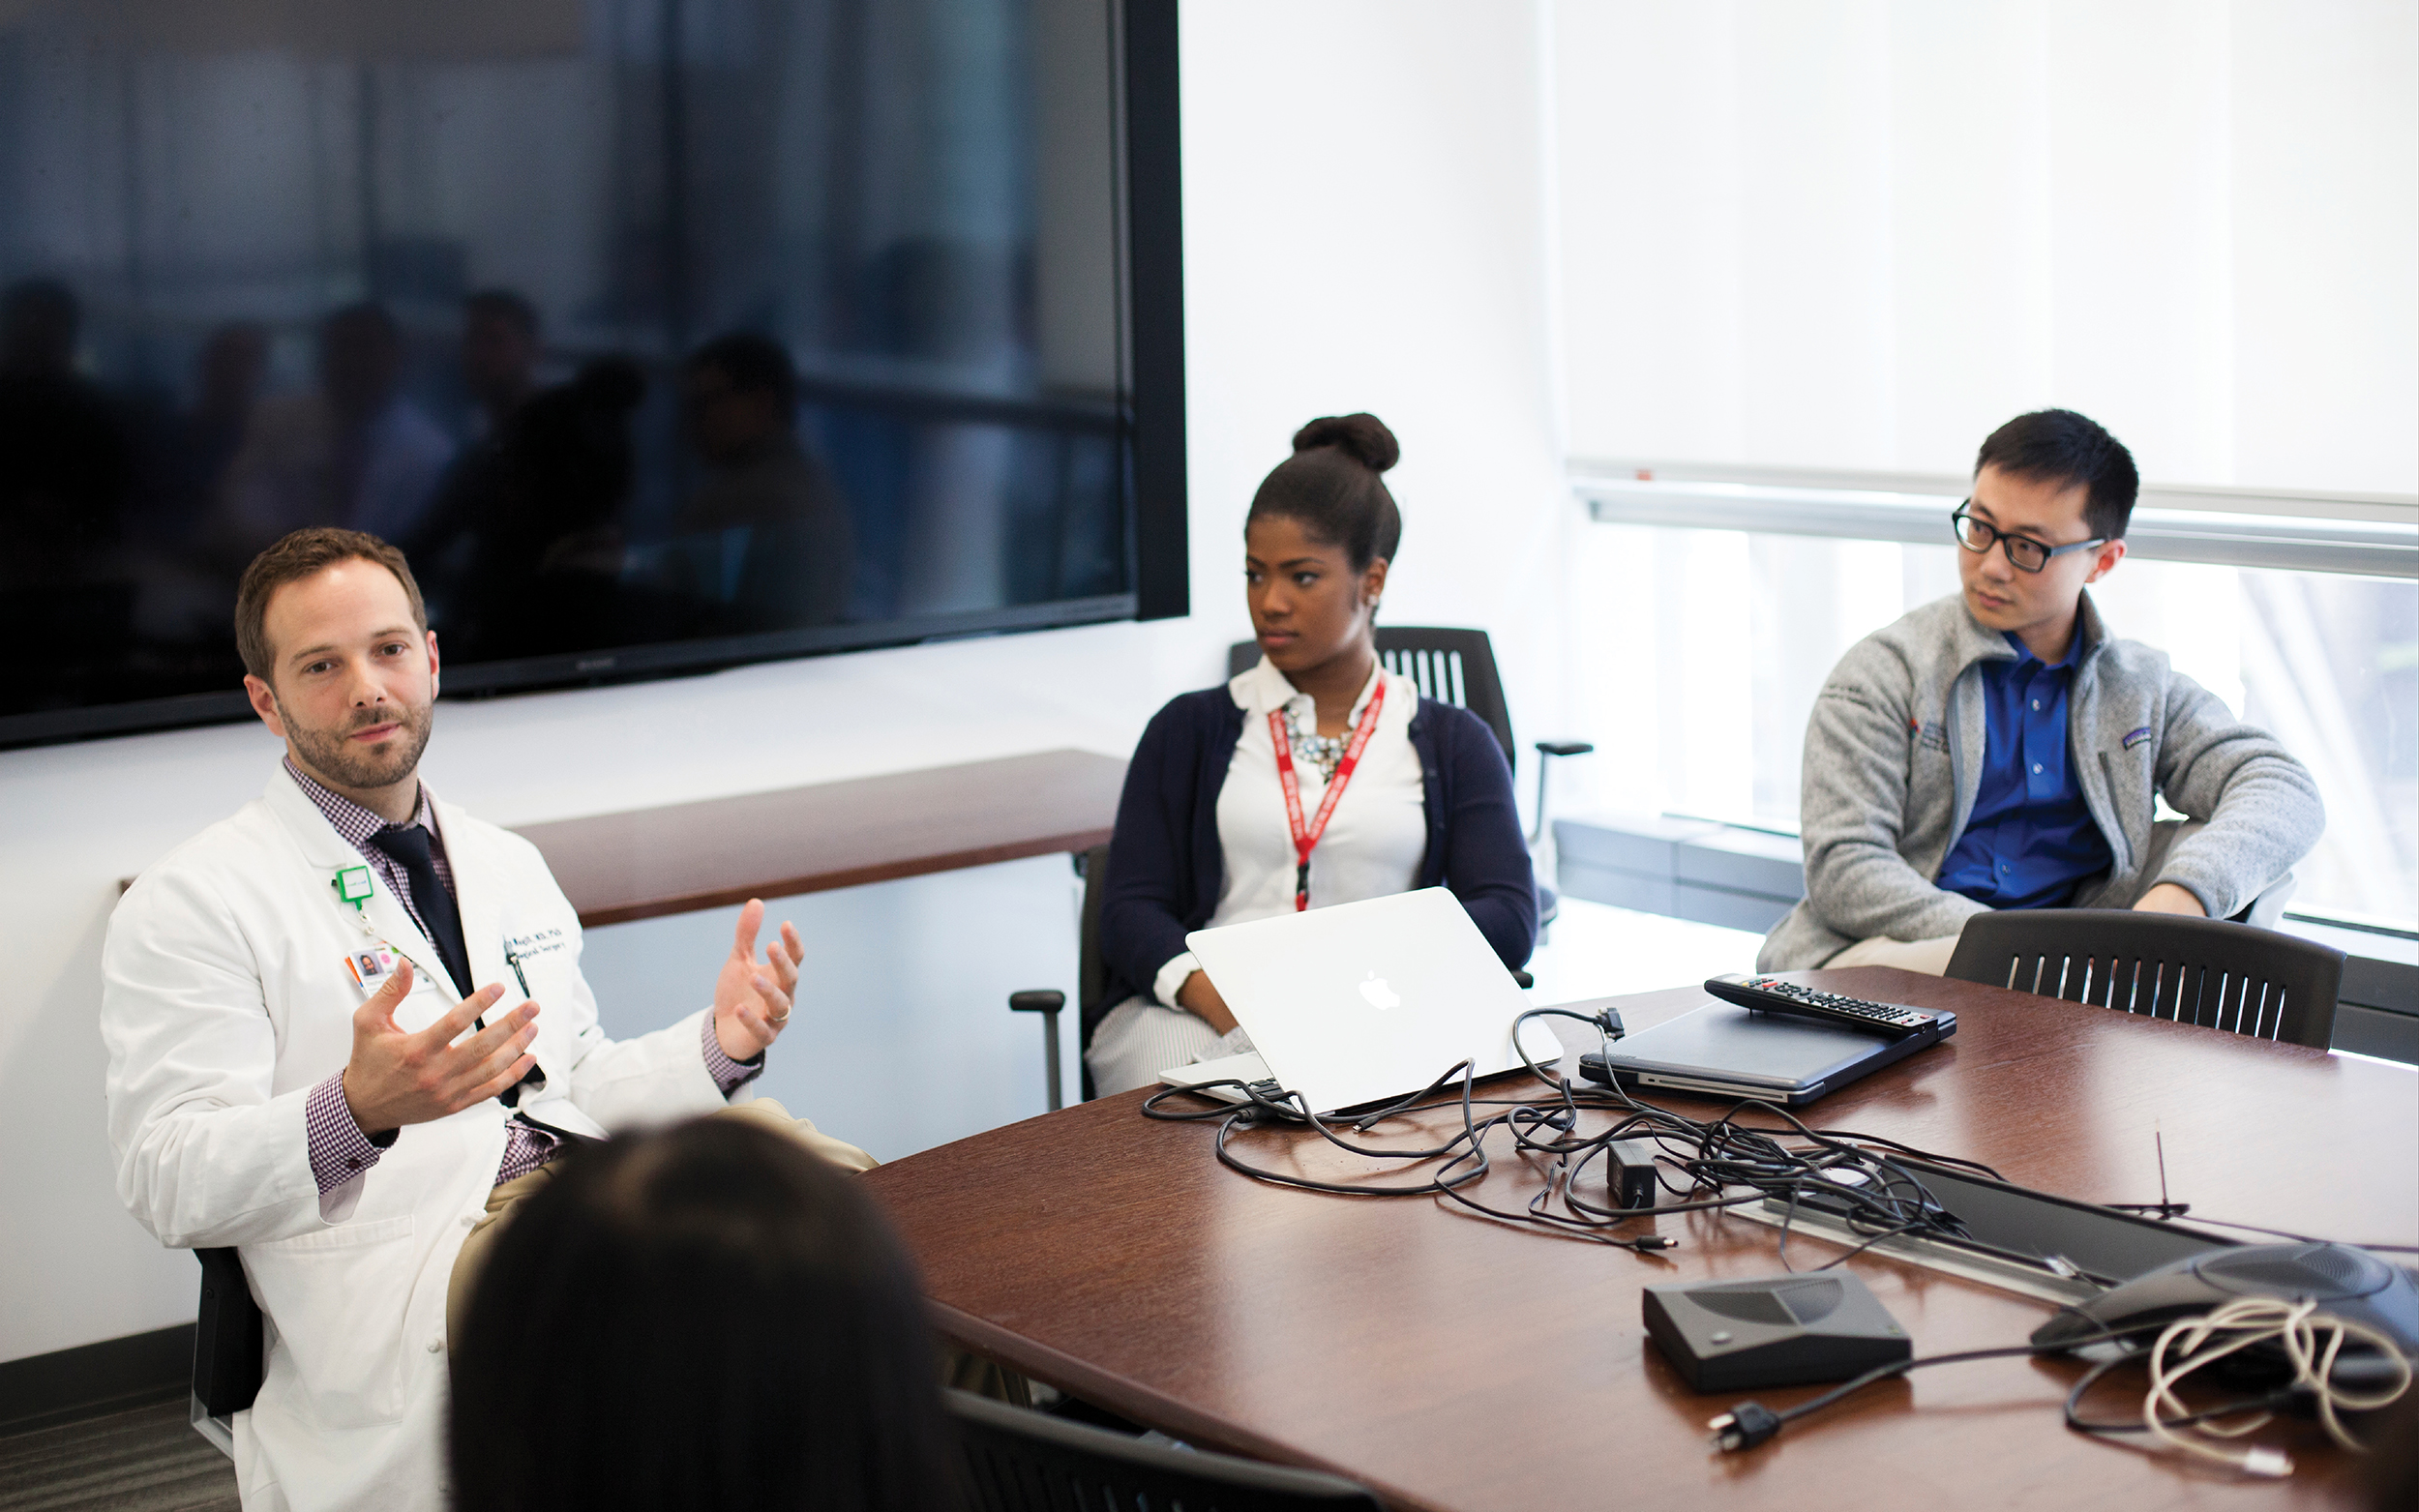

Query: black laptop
[1578,998,1954,1106]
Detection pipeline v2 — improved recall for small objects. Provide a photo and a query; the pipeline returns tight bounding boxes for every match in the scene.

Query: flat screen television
[0,0,1184,749]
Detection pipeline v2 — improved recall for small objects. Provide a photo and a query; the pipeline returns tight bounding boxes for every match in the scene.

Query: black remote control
[1703,974,1951,1038]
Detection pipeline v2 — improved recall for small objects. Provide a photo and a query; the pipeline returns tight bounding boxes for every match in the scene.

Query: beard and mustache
[279,694,435,793]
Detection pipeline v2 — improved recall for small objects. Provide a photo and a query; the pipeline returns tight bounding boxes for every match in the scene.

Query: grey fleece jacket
[1759,591,2325,970]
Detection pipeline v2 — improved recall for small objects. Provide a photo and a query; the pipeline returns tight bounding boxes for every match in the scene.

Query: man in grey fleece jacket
[1761,409,2324,973]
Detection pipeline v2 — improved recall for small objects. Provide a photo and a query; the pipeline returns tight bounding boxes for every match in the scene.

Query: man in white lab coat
[102,527,854,1511]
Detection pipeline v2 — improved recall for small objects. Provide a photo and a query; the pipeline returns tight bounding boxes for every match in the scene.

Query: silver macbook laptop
[1159,888,1557,1114]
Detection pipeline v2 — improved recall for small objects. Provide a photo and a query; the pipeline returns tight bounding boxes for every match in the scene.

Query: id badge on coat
[344,936,454,1034]
[343,945,399,993]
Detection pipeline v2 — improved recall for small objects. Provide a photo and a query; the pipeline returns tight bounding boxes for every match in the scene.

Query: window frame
[1573,460,2417,579]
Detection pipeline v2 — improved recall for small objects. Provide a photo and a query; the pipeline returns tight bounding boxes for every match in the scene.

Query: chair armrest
[1535,740,1595,757]
[1008,992,1069,1112]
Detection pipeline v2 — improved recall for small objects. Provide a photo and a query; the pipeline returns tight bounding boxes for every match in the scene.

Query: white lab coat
[102,765,732,1511]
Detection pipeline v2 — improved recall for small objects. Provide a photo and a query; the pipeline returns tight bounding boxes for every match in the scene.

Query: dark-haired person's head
[1975,408,2138,542]
[1242,413,1401,681]
[317,301,404,423]
[461,290,542,417]
[683,331,798,463]
[1956,409,2134,653]
[1,277,79,374]
[195,322,270,424]
[450,1118,961,1512]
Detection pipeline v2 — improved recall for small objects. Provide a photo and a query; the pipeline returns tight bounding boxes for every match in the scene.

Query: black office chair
[1943,909,2344,1050]
[1008,843,1112,1110]
[190,1246,261,1455]
[1229,626,1591,917]
[948,1388,1385,1511]
[1226,626,1560,777]
[1234,625,1524,760]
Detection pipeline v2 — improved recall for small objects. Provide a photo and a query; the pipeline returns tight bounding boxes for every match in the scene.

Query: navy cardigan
[1094,685,1538,1038]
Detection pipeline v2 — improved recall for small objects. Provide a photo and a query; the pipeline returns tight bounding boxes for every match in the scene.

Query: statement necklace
[1279,703,1349,783]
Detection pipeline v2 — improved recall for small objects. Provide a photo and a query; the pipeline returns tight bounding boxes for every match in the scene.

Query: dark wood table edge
[561,821,1115,927]
[934,1299,1396,1492]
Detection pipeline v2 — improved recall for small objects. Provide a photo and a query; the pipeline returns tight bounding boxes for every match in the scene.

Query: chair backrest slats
[1231,627,1517,773]
[1943,910,2343,1051]
[1383,642,1470,713]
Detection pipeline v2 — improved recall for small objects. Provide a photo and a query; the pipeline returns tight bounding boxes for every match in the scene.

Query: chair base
[189,1392,235,1460]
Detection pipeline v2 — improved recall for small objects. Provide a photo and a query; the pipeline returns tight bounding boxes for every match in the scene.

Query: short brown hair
[234,528,428,682]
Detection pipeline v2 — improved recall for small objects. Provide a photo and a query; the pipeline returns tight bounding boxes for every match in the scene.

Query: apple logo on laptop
[1359,971,1401,1010]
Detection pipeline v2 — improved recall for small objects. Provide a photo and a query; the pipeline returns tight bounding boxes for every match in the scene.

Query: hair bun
[1292,412,1399,473]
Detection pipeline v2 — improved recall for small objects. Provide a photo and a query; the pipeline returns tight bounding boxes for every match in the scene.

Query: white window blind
[1553,0,2418,497]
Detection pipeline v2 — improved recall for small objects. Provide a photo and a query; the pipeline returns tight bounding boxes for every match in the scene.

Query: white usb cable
[2142,1295,2413,1476]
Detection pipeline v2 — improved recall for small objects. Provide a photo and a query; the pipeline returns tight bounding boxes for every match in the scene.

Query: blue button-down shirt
[1935,633,2114,910]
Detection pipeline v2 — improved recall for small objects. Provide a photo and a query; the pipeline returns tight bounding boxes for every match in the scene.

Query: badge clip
[333,866,373,910]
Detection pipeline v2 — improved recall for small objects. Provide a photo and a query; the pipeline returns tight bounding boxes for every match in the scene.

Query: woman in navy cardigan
[1086,413,1537,1094]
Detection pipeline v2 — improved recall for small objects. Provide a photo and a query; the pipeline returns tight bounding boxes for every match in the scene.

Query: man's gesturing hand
[713,898,803,1062]
[341,961,541,1138]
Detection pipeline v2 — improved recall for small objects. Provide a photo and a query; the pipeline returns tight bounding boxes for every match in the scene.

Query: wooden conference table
[860,966,2419,1512]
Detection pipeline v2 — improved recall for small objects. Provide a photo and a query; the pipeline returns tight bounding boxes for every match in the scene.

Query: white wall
[0,1,1572,1367]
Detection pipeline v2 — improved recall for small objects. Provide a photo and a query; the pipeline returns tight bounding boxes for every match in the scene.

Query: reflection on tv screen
[0,0,1134,737]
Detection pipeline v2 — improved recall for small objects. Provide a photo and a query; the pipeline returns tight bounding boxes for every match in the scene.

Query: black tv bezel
[0,0,1186,754]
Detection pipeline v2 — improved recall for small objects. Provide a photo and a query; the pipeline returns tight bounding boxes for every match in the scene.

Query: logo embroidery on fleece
[2121,726,2153,751]
[1914,719,1950,754]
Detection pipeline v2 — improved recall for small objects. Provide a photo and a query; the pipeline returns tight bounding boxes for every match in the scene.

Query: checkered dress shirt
[289,759,759,1194]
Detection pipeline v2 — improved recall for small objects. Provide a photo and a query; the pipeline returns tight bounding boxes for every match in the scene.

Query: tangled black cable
[1144,1014,2416,1470]
[1707,1298,2415,1463]
[1141,1006,2001,1260]
[1707,1312,2145,1451]
[2061,1345,2296,1445]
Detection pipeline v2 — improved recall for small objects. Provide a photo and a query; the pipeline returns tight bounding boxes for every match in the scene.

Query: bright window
[1565,523,2417,926]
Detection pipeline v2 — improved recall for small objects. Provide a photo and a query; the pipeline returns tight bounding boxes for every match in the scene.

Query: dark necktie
[368,824,473,998]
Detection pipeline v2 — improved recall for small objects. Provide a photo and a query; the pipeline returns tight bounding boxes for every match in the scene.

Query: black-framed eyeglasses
[1951,504,2106,574]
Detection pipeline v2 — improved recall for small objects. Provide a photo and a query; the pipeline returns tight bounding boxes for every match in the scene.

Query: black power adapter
[1643,1271,1911,1393]
[1606,1139,1659,1212]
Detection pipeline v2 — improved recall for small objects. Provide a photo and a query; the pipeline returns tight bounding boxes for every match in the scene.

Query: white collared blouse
[1150,655,1429,1006]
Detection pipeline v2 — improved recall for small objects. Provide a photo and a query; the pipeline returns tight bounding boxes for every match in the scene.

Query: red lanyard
[1269,678,1388,912]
